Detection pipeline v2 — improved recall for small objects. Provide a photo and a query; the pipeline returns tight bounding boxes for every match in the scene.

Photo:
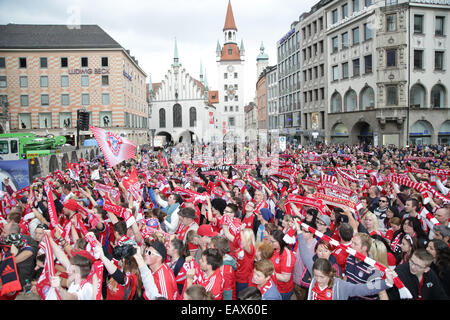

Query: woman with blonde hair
[228,228,256,297]
[363,212,384,237]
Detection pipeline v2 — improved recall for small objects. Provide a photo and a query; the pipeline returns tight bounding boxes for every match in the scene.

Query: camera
[112,244,136,260]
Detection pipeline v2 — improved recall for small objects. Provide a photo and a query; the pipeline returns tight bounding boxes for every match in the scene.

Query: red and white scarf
[297,221,413,299]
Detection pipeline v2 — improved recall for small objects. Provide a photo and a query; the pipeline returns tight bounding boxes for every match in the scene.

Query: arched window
[173,104,182,127]
[228,32,232,40]
[330,92,342,113]
[431,84,446,108]
[410,83,426,108]
[189,107,197,127]
[344,89,357,112]
[159,108,166,128]
[360,86,375,110]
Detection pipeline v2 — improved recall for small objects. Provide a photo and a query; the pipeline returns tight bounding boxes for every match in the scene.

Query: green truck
[0,133,66,160]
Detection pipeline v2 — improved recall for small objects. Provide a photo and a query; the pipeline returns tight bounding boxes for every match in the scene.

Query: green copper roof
[257,41,268,60]
[174,38,179,66]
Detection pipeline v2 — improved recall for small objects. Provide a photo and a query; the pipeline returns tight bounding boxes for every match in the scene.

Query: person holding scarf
[153,189,182,234]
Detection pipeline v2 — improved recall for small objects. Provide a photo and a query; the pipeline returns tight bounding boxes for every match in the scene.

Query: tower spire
[173,38,179,67]
[223,0,237,31]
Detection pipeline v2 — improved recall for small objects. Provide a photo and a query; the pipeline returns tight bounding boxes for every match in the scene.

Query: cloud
[0,0,318,102]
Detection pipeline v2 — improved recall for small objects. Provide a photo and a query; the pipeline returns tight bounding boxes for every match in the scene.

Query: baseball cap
[317,214,331,227]
[63,199,79,212]
[150,240,167,261]
[197,224,218,237]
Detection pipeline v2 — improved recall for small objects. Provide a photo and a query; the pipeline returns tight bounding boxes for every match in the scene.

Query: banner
[0,160,30,191]
[90,125,136,167]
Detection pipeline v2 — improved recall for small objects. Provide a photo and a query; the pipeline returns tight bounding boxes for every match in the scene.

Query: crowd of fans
[0,142,449,300]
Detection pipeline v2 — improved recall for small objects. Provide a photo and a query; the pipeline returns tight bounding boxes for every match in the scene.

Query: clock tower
[216,0,245,140]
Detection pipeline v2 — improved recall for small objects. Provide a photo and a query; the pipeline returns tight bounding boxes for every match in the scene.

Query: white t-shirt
[67,281,94,300]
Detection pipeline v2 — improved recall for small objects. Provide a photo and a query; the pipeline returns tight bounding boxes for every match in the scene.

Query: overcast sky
[0,0,318,102]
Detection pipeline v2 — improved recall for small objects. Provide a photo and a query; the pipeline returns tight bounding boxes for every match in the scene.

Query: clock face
[227,65,234,72]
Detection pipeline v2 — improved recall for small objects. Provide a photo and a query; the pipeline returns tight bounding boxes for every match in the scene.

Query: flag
[90,125,136,168]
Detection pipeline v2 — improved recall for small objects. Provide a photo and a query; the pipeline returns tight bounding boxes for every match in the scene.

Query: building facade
[216,1,246,141]
[266,65,279,138]
[0,24,148,146]
[149,41,216,145]
[276,22,302,144]
[324,0,449,146]
[299,0,331,145]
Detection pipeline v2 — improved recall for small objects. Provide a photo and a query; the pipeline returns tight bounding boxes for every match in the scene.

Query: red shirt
[311,283,333,300]
[222,264,236,300]
[199,268,223,300]
[234,242,255,283]
[151,264,178,300]
[106,273,137,300]
[242,213,255,230]
[271,248,296,293]
[332,242,351,272]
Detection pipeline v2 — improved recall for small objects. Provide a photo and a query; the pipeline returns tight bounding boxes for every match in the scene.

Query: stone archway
[49,155,59,172]
[351,121,373,145]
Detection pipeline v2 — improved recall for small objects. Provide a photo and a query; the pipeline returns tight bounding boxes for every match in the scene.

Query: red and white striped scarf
[297,221,413,299]
[38,233,60,300]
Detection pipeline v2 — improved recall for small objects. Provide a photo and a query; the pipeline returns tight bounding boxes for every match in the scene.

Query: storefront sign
[123,70,132,81]
[69,68,109,75]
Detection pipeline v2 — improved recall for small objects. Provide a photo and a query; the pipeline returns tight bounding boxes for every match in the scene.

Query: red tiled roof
[221,43,241,61]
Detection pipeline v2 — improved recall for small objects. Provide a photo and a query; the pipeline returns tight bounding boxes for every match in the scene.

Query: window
[100,111,112,127]
[40,57,48,68]
[61,94,70,106]
[61,75,69,87]
[228,117,235,127]
[414,50,423,69]
[386,85,398,105]
[39,113,52,129]
[0,141,8,154]
[364,54,372,73]
[236,106,239,112]
[234,72,238,79]
[230,106,233,112]
[0,76,6,88]
[435,51,444,70]
[10,140,18,153]
[20,95,29,106]
[342,62,349,79]
[159,109,166,128]
[365,0,372,6]
[40,76,48,87]
[61,57,68,68]
[352,27,360,45]
[188,107,197,127]
[41,94,49,106]
[234,95,238,101]
[81,57,88,67]
[332,65,339,81]
[19,57,27,68]
[60,112,72,128]
[224,73,228,79]
[342,32,349,49]
[353,0,359,12]
[224,106,228,112]
[0,57,5,68]
[19,76,28,88]
[386,14,396,32]
[228,48,233,55]
[364,23,372,40]
[414,15,424,34]
[332,36,339,53]
[102,93,110,105]
[435,16,445,36]
[102,75,109,86]
[101,57,109,67]
[225,96,228,102]
[173,104,182,127]
[386,49,397,67]
[332,9,338,24]
[19,113,31,129]
[342,4,348,18]
[81,93,90,105]
[81,75,89,87]
[353,58,360,76]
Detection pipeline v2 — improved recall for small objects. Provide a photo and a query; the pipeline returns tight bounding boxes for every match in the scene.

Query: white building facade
[149,41,216,145]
